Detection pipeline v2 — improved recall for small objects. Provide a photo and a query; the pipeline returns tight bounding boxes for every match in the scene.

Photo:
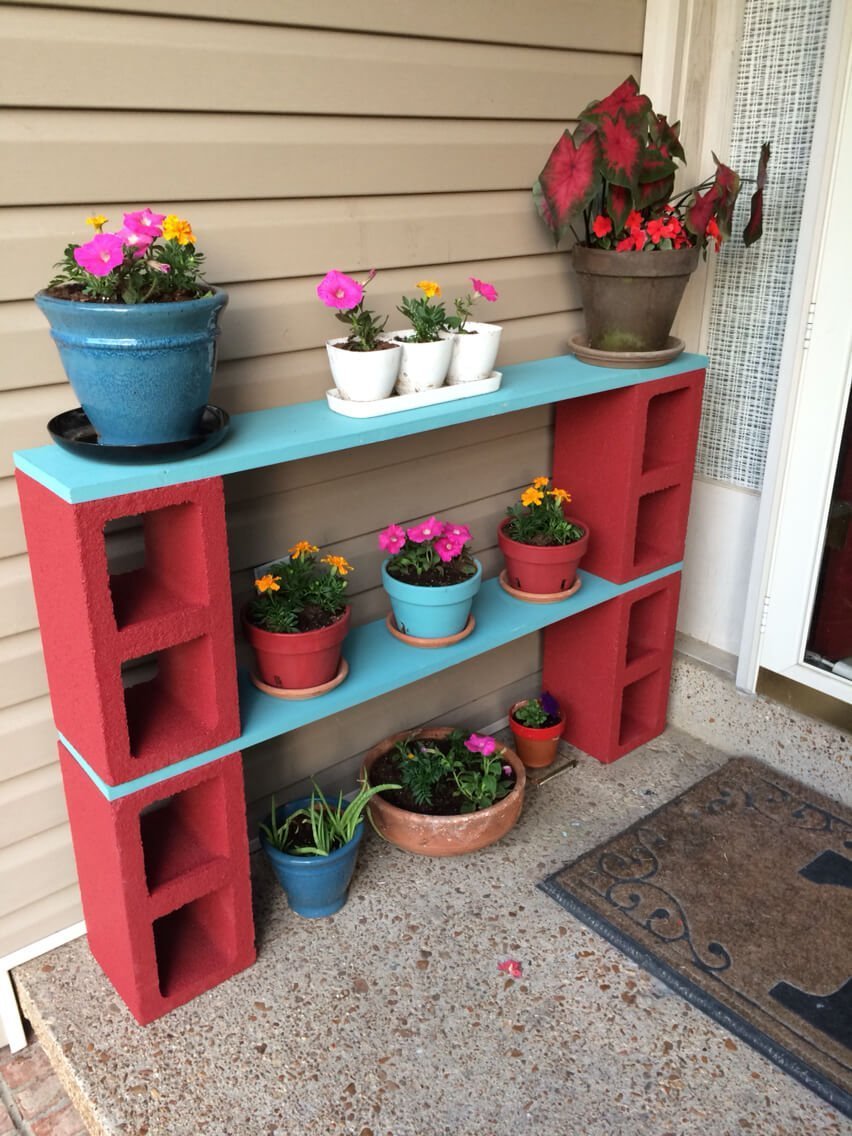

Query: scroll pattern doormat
[540,757,852,1117]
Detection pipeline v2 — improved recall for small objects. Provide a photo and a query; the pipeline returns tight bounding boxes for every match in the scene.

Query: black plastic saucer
[47,405,230,463]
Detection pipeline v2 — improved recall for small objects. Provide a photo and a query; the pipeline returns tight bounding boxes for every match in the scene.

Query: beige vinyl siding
[0,0,644,1002]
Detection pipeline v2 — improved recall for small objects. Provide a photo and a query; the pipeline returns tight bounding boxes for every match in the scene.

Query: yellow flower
[520,486,544,507]
[321,555,353,576]
[405,751,417,761]
[162,214,196,245]
[549,488,572,504]
[532,476,550,489]
[254,574,281,594]
[289,541,319,559]
[416,280,441,299]
[85,214,108,232]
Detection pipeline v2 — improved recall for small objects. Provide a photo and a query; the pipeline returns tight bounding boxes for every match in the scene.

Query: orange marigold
[254,574,281,594]
[549,488,572,504]
[321,555,353,576]
[289,541,319,559]
[162,214,196,246]
[520,486,544,508]
[532,476,550,488]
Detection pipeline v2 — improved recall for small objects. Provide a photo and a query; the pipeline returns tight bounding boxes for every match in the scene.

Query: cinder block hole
[618,670,663,749]
[153,887,236,1000]
[122,636,218,762]
[642,386,692,473]
[105,501,207,629]
[625,587,669,666]
[633,485,683,574]
[141,774,230,893]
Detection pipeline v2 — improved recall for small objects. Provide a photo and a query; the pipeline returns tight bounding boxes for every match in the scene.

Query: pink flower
[317,270,364,311]
[406,516,445,543]
[442,522,471,545]
[122,208,165,238]
[149,261,171,273]
[464,733,496,756]
[502,764,513,778]
[378,523,407,554]
[470,277,498,302]
[116,227,153,258]
[434,535,463,562]
[73,233,125,277]
[497,959,523,980]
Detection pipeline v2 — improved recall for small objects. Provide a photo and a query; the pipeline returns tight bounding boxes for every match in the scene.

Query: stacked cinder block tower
[16,473,255,1024]
[545,368,705,763]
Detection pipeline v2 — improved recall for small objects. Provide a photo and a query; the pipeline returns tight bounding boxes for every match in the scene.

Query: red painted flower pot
[498,517,590,596]
[509,701,565,769]
[242,605,351,691]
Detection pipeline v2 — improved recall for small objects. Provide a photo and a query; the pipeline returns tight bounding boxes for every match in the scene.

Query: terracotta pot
[571,245,700,353]
[509,701,565,769]
[498,517,589,596]
[242,605,351,691]
[361,726,526,856]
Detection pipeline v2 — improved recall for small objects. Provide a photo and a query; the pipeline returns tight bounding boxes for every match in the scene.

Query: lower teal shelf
[60,562,681,800]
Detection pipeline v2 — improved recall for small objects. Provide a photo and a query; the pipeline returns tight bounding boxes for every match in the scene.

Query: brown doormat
[540,757,852,1117]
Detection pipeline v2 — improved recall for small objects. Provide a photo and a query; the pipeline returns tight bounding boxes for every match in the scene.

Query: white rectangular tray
[325,372,502,418]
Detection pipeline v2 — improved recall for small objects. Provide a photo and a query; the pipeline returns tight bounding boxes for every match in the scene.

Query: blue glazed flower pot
[259,798,364,918]
[34,288,228,446]
[381,558,482,640]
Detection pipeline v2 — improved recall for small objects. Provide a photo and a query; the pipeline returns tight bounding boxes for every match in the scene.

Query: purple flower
[464,733,496,756]
[434,535,463,562]
[502,764,513,778]
[317,269,364,311]
[122,208,165,238]
[540,691,560,719]
[407,516,445,544]
[378,523,406,554]
[73,233,125,277]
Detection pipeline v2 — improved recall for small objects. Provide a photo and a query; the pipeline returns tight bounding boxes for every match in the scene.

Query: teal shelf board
[60,562,681,800]
[15,353,707,504]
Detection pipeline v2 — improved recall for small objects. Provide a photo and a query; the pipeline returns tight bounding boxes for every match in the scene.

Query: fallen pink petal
[498,959,523,979]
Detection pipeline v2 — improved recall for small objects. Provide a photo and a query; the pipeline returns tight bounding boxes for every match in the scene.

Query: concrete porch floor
[9,722,852,1136]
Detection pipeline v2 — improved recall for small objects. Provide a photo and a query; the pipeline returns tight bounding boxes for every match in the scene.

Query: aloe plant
[533,75,769,252]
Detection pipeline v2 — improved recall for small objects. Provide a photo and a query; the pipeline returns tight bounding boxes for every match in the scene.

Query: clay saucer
[250,658,349,700]
[498,570,583,604]
[569,333,685,369]
[385,612,475,648]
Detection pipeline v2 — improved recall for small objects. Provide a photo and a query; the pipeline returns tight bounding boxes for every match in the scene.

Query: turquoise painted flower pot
[381,558,482,640]
[260,798,364,918]
[34,288,228,446]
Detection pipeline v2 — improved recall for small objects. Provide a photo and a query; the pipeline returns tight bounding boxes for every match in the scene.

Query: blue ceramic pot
[259,798,364,918]
[381,558,482,640]
[34,288,228,446]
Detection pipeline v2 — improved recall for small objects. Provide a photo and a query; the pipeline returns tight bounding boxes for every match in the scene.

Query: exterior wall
[0,0,645,994]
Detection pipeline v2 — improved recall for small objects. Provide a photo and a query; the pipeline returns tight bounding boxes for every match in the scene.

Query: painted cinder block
[552,369,705,583]
[543,573,681,763]
[16,473,239,785]
[58,743,256,1025]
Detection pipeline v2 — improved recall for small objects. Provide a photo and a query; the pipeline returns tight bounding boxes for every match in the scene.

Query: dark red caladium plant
[533,76,770,254]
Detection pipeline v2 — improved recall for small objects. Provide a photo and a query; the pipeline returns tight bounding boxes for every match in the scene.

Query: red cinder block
[58,744,256,1025]
[17,474,239,785]
[552,369,705,583]
[543,573,681,763]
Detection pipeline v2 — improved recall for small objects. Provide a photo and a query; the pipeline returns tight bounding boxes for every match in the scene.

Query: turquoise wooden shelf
[58,562,679,800]
[14,352,707,504]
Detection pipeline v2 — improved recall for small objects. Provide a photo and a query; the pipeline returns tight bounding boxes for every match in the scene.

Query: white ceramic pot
[325,337,402,401]
[445,321,503,385]
[391,332,453,395]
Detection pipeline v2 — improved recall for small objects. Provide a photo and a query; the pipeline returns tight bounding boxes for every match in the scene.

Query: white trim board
[0,921,86,1053]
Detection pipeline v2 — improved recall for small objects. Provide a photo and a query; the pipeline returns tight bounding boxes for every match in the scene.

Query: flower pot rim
[381,557,483,596]
[571,244,701,277]
[259,796,363,863]
[34,285,228,315]
[498,516,588,550]
[326,334,402,353]
[510,699,565,726]
[445,320,503,335]
[509,700,565,739]
[242,602,351,645]
[361,725,526,826]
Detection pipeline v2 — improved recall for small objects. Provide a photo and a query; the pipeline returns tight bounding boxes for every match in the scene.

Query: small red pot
[242,605,351,691]
[498,517,589,595]
[509,701,565,769]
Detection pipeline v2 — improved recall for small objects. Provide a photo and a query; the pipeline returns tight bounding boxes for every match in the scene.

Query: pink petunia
[406,516,445,543]
[442,522,472,545]
[122,208,166,238]
[434,535,463,562]
[470,277,498,302]
[73,233,126,277]
[116,227,153,258]
[502,764,513,778]
[378,523,407,554]
[149,261,171,273]
[317,270,364,311]
[465,733,496,756]
[497,959,523,980]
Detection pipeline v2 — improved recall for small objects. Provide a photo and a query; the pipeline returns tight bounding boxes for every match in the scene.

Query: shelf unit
[14,350,707,1023]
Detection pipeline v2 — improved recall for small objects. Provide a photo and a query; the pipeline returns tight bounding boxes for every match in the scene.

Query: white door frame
[736,0,852,701]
